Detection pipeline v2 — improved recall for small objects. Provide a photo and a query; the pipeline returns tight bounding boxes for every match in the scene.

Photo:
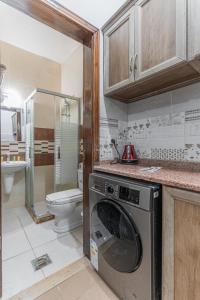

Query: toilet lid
[46,189,82,205]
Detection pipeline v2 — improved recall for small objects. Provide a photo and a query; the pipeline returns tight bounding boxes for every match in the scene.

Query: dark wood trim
[1,0,100,267]
[82,31,100,257]
[92,31,100,163]
[83,44,93,257]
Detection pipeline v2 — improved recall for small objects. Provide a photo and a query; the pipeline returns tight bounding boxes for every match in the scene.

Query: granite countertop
[93,161,200,193]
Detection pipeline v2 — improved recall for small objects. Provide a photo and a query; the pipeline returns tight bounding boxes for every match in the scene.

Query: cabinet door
[188,0,200,61]
[104,7,135,94]
[135,0,187,80]
[163,187,200,300]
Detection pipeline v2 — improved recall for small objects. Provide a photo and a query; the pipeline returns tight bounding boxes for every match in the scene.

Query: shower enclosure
[25,88,81,222]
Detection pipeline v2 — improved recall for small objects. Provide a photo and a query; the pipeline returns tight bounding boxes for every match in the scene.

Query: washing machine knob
[107,185,114,194]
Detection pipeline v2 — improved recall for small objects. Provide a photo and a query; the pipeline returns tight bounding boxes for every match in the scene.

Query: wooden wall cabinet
[104,6,135,94]
[163,187,200,300]
[103,0,200,102]
[135,0,187,80]
[188,0,200,72]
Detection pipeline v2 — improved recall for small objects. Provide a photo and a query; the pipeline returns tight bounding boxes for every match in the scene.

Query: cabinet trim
[162,187,174,300]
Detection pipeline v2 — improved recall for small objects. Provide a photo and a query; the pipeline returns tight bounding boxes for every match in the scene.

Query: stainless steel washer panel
[89,172,160,211]
[89,172,162,300]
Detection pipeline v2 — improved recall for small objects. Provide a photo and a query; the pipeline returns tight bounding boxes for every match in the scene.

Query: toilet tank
[78,168,83,191]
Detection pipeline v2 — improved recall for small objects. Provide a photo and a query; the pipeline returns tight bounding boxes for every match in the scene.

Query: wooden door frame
[1,0,99,259]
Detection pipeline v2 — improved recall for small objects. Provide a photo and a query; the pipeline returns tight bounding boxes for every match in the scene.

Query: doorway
[0,0,99,297]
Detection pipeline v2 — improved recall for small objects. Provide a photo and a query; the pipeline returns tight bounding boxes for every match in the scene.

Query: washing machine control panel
[119,186,140,205]
[105,182,140,205]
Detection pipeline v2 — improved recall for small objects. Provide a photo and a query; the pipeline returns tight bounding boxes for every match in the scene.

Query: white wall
[61,45,83,98]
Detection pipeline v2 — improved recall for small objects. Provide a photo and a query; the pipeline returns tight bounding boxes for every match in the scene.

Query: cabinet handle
[129,56,133,74]
[134,54,138,71]
[133,54,138,79]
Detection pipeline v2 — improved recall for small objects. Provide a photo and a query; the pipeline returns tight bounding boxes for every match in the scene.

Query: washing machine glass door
[91,199,142,273]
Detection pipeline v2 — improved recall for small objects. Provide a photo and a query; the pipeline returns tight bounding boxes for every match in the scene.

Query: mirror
[1,106,23,142]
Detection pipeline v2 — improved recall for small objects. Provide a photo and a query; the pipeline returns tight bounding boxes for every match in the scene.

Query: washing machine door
[91,199,142,273]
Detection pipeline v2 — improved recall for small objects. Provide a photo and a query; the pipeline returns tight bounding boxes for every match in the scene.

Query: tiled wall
[1,141,25,155]
[127,83,200,162]
[100,82,200,162]
[99,117,127,160]
[1,141,25,161]
[99,97,128,160]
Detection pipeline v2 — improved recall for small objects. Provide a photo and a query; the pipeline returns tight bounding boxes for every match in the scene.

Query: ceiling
[56,0,126,28]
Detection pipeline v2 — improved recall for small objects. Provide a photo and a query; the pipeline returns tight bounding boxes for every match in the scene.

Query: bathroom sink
[1,161,27,174]
[1,161,27,195]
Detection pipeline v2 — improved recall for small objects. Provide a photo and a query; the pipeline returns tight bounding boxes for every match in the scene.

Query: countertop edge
[93,165,200,194]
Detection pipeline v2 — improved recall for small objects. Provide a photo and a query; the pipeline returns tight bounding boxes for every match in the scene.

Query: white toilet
[46,168,83,233]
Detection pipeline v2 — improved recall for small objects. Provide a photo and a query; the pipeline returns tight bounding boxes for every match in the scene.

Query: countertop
[93,161,200,193]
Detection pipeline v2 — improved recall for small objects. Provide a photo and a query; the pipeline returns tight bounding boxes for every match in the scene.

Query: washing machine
[89,172,162,300]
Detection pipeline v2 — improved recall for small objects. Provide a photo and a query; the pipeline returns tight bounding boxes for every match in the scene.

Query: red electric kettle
[121,144,138,164]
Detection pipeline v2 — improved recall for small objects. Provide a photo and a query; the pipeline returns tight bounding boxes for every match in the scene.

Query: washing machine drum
[91,200,142,273]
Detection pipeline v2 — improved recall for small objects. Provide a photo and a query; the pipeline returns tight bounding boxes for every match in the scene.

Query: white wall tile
[100,82,200,162]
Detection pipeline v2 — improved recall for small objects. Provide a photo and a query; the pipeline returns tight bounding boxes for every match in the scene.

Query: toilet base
[54,217,82,233]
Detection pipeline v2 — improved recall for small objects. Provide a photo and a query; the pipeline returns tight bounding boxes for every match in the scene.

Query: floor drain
[31,254,52,271]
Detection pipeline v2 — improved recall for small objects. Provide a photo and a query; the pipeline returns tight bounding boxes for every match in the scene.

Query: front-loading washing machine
[89,172,162,300]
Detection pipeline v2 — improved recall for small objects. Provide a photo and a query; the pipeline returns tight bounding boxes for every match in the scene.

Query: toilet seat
[46,188,82,205]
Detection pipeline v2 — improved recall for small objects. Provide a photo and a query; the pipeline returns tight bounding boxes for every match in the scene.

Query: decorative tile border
[100,107,200,162]
[1,141,25,155]
[185,109,200,122]
[151,148,185,161]
[34,141,54,154]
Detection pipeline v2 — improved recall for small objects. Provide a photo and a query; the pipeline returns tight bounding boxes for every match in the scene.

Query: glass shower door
[54,97,80,192]
[24,89,81,223]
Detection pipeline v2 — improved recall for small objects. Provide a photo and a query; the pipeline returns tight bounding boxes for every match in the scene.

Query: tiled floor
[10,258,119,300]
[2,205,83,300]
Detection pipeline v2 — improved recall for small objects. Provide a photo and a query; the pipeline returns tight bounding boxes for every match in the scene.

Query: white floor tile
[23,220,60,248]
[2,250,44,300]
[72,226,83,245]
[12,206,33,227]
[2,210,21,235]
[3,227,31,261]
[33,233,83,277]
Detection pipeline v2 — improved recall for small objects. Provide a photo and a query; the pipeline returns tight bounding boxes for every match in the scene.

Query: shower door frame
[24,89,81,223]
[1,0,100,261]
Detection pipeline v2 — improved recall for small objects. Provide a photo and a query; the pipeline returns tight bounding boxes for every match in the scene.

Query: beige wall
[61,45,83,124]
[0,41,61,100]
[34,93,55,129]
[1,41,61,208]
[1,41,83,208]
